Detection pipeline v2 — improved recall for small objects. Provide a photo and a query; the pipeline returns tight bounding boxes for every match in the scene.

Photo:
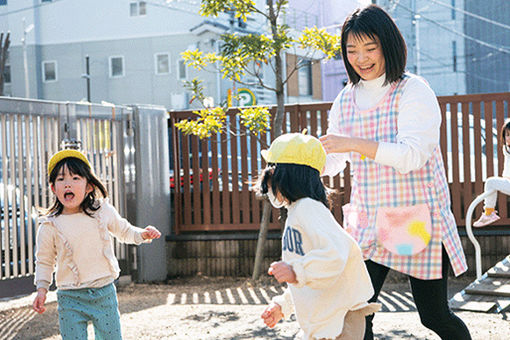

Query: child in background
[258,133,380,340]
[32,149,161,340]
[474,119,510,227]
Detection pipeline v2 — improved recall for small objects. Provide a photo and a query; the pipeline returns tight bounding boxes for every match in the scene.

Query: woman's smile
[346,33,386,81]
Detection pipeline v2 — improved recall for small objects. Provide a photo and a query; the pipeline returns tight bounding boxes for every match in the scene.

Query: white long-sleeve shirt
[323,73,441,176]
[272,198,374,340]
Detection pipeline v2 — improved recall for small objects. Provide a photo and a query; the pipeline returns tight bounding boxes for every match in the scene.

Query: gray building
[464,0,510,93]
[377,0,466,96]
[0,0,275,108]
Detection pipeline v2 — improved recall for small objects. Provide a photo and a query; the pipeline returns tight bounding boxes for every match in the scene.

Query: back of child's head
[46,149,107,216]
[258,132,330,208]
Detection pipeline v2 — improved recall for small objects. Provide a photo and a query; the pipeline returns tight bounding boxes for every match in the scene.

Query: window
[41,0,52,2]
[42,61,57,82]
[298,59,312,96]
[109,56,125,78]
[0,0,7,6]
[155,53,170,74]
[3,64,10,84]
[177,59,187,80]
[130,1,146,16]
[452,41,457,72]
[139,1,146,15]
[451,0,456,20]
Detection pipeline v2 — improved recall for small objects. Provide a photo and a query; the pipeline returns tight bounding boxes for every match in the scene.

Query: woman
[320,5,472,340]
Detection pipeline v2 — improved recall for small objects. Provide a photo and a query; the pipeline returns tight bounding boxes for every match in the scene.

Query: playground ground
[0,275,509,340]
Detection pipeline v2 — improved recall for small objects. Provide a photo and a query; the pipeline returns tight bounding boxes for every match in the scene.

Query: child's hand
[142,226,161,240]
[268,261,297,284]
[32,288,47,314]
[261,302,284,328]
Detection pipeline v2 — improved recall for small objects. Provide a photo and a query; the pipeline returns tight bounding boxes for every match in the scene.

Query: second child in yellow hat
[258,133,380,340]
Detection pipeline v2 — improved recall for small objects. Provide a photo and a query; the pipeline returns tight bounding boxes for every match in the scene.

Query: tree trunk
[252,0,285,280]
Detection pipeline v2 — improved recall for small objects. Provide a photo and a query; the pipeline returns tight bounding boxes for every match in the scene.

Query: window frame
[154,53,171,75]
[3,64,11,84]
[130,1,147,16]
[297,59,312,96]
[109,55,125,78]
[177,59,187,80]
[42,60,58,83]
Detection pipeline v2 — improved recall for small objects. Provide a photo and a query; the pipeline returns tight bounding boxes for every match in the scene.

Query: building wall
[465,0,510,93]
[1,0,275,107]
[377,0,466,96]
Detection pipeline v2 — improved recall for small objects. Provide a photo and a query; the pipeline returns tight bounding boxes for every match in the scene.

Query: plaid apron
[336,74,467,279]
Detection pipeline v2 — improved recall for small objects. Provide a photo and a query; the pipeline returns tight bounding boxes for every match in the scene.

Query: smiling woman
[319,4,472,340]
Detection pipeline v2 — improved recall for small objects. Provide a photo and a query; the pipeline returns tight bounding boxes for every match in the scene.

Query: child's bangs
[55,157,90,178]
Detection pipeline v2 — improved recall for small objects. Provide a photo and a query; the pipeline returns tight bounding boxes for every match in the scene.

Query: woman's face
[346,33,386,81]
[505,128,510,147]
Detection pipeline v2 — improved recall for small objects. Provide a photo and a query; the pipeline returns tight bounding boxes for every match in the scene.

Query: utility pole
[81,55,91,102]
[22,18,34,98]
[412,0,421,75]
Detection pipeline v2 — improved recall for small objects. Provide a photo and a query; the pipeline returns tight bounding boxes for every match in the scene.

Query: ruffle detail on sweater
[94,198,121,276]
[43,217,81,286]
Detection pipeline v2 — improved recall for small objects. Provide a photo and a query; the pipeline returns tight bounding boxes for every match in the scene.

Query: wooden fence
[169,92,510,234]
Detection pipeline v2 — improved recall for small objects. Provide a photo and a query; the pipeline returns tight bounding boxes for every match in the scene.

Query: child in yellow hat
[259,133,379,340]
[33,149,161,340]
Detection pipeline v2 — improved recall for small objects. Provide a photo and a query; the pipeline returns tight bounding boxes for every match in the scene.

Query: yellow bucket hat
[47,149,91,176]
[261,132,326,172]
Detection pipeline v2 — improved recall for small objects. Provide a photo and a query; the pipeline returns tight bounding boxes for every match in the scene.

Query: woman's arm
[375,77,441,173]
[321,77,440,174]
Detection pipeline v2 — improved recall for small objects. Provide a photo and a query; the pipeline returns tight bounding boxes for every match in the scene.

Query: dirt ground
[1,275,509,340]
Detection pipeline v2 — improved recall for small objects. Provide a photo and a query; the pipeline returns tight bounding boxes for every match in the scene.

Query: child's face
[51,164,93,214]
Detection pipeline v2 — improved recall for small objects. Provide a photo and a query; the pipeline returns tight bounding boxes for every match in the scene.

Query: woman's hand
[320,134,379,159]
[319,134,353,154]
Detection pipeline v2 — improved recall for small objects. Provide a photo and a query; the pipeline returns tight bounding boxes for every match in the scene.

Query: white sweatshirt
[35,199,148,290]
[272,198,374,340]
[323,73,441,176]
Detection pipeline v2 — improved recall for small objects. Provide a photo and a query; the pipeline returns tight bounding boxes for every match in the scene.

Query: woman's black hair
[256,163,330,209]
[46,157,108,217]
[341,4,407,85]
[501,119,510,154]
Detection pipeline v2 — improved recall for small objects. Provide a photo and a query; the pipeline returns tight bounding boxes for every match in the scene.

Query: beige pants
[318,303,381,340]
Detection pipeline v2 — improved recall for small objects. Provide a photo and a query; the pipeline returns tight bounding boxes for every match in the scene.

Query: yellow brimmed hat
[261,132,326,172]
[48,149,91,176]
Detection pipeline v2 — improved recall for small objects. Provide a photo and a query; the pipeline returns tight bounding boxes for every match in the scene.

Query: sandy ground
[0,275,509,340]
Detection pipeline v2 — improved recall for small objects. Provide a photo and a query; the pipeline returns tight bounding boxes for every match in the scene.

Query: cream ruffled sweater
[35,199,148,290]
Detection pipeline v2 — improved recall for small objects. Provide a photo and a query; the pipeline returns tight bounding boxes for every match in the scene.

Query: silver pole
[22,18,29,98]
[465,190,497,280]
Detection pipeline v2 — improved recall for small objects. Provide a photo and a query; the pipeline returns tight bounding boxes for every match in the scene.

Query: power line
[395,2,510,55]
[0,0,67,17]
[428,0,510,32]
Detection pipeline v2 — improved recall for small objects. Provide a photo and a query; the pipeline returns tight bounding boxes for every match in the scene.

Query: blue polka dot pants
[57,283,122,340]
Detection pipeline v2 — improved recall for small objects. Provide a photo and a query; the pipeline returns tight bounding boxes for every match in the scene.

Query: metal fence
[0,97,135,285]
[169,93,510,233]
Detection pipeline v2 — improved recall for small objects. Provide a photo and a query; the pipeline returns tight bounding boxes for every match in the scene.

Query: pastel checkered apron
[336,74,467,279]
